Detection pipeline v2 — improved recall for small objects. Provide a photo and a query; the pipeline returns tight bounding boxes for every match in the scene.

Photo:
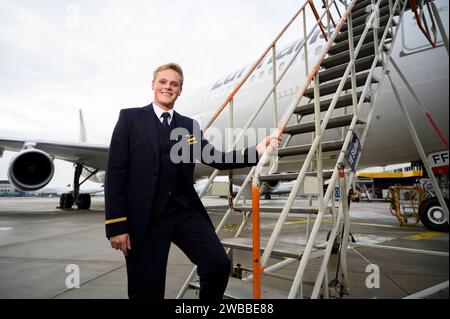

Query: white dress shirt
[152,103,174,125]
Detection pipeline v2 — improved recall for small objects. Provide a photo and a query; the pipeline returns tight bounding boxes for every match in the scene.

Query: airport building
[355,163,425,200]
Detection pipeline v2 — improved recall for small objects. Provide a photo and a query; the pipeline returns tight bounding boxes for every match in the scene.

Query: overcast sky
[0,0,309,187]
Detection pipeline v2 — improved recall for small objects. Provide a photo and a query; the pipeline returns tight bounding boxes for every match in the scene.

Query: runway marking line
[349,222,418,230]
[404,231,446,240]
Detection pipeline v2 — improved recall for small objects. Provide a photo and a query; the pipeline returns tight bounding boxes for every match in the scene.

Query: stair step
[259,171,334,182]
[328,30,391,55]
[234,205,333,215]
[352,1,393,22]
[322,43,387,69]
[278,140,344,158]
[305,72,379,98]
[189,277,287,299]
[284,114,364,136]
[335,16,396,43]
[341,7,390,32]
[352,0,390,14]
[318,55,382,83]
[345,4,394,31]
[294,92,370,116]
[221,237,325,260]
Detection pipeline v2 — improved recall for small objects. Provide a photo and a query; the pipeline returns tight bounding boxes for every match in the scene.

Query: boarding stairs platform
[178,0,448,299]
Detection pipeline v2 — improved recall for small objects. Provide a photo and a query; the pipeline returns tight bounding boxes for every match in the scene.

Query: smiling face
[152,69,183,110]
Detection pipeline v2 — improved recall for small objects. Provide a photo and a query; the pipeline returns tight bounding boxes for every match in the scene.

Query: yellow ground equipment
[389,185,426,226]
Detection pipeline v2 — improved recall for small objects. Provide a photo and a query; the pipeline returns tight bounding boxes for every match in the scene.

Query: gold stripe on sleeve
[105,217,127,225]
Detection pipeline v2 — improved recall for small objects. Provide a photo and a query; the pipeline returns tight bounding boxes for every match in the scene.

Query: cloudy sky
[0,0,309,187]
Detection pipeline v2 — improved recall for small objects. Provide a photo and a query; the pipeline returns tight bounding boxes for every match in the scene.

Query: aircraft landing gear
[58,163,98,211]
[59,193,74,209]
[419,197,449,232]
[77,193,91,210]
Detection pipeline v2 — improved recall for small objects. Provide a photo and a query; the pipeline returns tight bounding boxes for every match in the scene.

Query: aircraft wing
[0,138,109,170]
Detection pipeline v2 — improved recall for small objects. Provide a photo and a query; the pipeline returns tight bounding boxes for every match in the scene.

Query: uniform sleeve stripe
[105,217,127,225]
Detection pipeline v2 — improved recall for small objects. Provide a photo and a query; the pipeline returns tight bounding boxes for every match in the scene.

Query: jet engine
[264,180,281,190]
[8,149,55,191]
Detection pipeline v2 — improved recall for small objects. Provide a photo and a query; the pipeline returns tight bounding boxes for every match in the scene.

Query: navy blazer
[105,104,259,244]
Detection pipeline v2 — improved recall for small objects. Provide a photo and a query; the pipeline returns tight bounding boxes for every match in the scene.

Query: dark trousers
[125,203,230,299]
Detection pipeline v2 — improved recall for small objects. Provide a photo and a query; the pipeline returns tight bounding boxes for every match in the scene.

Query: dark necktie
[161,112,170,129]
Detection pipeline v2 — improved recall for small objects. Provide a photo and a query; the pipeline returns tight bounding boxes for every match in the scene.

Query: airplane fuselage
[174,3,448,177]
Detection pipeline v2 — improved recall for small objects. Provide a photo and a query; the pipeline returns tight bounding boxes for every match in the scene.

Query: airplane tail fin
[79,109,87,143]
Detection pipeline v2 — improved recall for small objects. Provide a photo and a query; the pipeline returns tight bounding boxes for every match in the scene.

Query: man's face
[152,69,182,110]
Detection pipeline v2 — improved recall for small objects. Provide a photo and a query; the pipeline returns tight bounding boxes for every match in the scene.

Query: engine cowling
[265,180,281,191]
[8,149,55,191]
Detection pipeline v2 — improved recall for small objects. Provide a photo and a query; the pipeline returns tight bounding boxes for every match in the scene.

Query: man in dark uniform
[105,63,280,299]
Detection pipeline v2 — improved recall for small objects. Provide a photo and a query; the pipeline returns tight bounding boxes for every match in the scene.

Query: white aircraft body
[0,2,448,210]
[35,185,104,197]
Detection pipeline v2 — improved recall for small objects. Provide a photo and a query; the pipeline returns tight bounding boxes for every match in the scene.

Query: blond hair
[153,62,184,86]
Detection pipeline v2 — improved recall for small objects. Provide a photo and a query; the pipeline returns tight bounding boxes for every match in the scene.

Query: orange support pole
[408,0,437,47]
[252,184,262,299]
[308,0,328,41]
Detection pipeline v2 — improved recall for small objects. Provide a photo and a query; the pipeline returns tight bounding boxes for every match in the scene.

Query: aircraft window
[259,71,265,79]
[315,45,323,56]
[301,53,305,61]
[268,67,273,75]
[279,62,285,71]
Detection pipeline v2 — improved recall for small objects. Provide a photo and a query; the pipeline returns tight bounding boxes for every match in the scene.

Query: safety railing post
[309,162,347,299]
[228,99,234,212]
[325,0,331,38]
[371,0,380,57]
[303,9,310,78]
[313,71,324,242]
[252,174,262,299]
[388,0,394,39]
[338,163,350,295]
[272,46,279,130]
[347,7,358,116]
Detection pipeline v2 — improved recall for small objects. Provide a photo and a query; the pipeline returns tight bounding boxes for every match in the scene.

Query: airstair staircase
[177,0,447,299]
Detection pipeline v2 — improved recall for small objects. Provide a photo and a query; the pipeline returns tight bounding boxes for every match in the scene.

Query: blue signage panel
[346,133,362,172]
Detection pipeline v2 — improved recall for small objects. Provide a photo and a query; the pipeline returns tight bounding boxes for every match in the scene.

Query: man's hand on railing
[256,135,282,156]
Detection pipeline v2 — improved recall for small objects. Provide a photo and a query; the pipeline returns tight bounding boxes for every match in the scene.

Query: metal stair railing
[290,0,408,299]
[176,0,346,299]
